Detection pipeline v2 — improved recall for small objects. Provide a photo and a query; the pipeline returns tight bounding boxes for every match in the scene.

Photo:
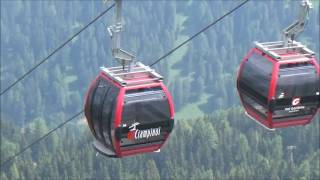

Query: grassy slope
[168,12,210,119]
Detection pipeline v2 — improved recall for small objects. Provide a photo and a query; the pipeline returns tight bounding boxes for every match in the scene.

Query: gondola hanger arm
[283,0,312,46]
[105,0,135,70]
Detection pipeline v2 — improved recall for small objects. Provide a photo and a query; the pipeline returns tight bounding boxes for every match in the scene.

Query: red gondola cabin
[84,62,174,157]
[237,41,320,130]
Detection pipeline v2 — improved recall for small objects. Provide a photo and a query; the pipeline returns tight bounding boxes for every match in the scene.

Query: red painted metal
[121,143,163,156]
[114,87,125,157]
[268,62,279,128]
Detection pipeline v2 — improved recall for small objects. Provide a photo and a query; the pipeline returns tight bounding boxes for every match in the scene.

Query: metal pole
[283,0,312,47]
[115,0,123,68]
[287,145,296,168]
[107,0,135,71]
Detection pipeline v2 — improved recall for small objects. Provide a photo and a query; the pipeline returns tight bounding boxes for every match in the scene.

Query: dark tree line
[1,108,319,179]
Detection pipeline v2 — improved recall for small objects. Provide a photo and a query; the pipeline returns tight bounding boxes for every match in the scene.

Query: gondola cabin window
[238,52,273,119]
[272,62,320,122]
